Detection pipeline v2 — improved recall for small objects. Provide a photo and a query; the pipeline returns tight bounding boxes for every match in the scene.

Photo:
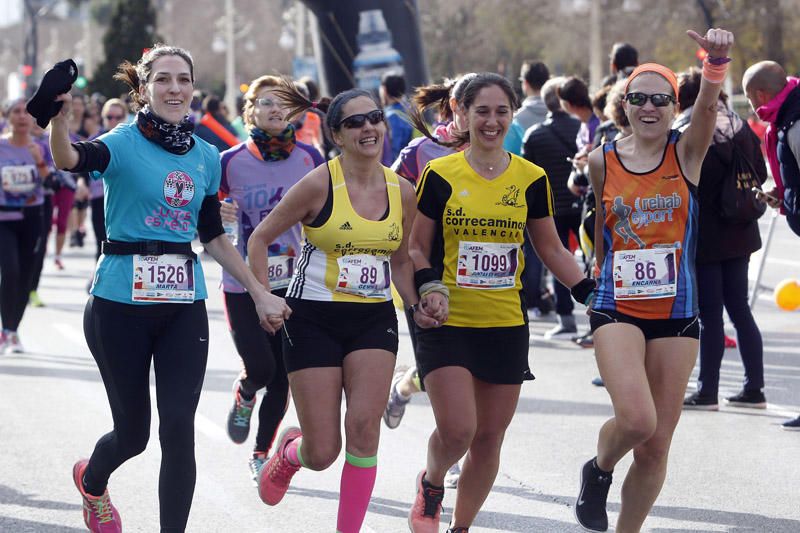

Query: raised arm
[49,94,80,170]
[678,28,734,185]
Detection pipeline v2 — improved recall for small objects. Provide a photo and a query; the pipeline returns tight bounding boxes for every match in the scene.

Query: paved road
[1,214,799,532]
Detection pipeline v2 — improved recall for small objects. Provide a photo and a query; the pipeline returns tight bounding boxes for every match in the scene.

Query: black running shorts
[282,297,399,373]
[590,309,700,340]
[414,324,534,385]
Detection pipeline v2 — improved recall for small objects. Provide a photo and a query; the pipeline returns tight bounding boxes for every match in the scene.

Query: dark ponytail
[271,77,380,146]
[408,73,478,148]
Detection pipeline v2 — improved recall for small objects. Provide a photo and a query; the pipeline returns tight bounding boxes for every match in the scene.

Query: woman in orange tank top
[575,28,734,533]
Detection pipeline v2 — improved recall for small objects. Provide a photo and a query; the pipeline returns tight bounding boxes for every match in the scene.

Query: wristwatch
[408,304,419,314]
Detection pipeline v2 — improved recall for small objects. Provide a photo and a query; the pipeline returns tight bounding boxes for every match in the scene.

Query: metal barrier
[749,210,780,309]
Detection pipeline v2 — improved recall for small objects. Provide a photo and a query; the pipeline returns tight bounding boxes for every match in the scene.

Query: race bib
[613,247,677,300]
[132,254,195,303]
[1,165,37,194]
[268,255,294,290]
[336,254,391,299]
[456,241,519,290]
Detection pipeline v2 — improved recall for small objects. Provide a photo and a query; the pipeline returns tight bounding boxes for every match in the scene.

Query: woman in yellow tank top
[246,80,446,533]
[576,28,734,533]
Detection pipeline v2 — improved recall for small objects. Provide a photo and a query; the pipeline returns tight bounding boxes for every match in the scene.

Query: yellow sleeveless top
[286,157,403,302]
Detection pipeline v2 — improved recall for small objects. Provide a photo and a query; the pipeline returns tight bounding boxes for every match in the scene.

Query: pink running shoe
[408,470,444,533]
[72,459,122,532]
[258,426,302,505]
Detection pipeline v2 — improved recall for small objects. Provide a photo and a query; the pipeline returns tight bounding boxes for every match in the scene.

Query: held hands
[220,199,238,223]
[687,28,734,59]
[253,290,292,335]
[413,292,449,329]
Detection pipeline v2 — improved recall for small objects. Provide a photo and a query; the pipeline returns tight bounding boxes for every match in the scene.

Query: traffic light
[22,65,33,77]
[75,76,88,89]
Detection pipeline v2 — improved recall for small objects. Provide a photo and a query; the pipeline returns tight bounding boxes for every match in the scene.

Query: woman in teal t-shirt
[48,45,290,532]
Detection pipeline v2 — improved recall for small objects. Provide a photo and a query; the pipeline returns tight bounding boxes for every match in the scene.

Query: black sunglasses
[624,92,676,107]
[337,109,384,129]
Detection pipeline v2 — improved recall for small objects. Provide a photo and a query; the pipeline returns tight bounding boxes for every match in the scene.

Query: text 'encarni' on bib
[1,165,37,194]
[335,254,391,299]
[456,241,520,290]
[268,255,294,290]
[132,254,195,303]
[613,247,677,300]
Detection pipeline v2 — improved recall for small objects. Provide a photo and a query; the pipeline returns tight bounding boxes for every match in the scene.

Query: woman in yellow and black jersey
[247,80,445,533]
[406,73,592,533]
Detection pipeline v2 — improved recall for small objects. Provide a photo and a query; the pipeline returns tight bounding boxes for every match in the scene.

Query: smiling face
[252,88,289,135]
[138,55,194,124]
[624,73,676,140]
[331,95,385,159]
[463,84,511,151]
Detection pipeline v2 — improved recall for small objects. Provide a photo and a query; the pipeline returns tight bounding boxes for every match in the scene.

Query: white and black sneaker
[575,457,612,532]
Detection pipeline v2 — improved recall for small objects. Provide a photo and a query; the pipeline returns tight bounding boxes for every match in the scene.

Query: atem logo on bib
[163,171,195,208]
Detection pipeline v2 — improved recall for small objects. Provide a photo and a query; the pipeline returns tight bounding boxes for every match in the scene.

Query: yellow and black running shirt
[417,151,553,327]
[287,157,403,303]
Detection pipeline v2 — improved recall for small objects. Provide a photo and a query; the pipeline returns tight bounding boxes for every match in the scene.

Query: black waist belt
[102,240,197,261]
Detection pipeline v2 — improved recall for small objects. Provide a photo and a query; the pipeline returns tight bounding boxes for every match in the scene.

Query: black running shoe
[782,415,800,431]
[725,389,767,409]
[683,391,719,411]
[575,457,612,532]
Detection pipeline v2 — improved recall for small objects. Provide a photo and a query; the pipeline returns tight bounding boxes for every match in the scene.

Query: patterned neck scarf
[136,106,195,155]
[250,124,296,162]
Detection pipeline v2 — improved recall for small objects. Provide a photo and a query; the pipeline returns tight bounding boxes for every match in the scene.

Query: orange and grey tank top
[593,130,698,319]
[286,156,403,303]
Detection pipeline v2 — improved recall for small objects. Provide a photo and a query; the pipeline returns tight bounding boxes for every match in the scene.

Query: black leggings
[82,296,209,533]
[30,196,53,292]
[90,196,106,260]
[0,207,42,331]
[697,256,764,397]
[224,291,289,453]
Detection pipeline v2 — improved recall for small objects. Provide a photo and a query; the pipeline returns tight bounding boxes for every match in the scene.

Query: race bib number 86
[613,247,677,300]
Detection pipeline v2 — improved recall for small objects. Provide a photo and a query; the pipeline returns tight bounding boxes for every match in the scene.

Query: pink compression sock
[285,437,304,467]
[336,453,378,533]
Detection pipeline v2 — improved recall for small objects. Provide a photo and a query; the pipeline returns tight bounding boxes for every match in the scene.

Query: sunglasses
[255,97,279,107]
[337,109,384,129]
[624,92,676,107]
[104,114,125,120]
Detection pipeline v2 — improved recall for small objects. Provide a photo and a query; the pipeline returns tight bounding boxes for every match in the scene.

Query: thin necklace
[467,149,506,172]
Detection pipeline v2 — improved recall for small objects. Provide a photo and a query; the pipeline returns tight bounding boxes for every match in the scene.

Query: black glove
[26,59,78,129]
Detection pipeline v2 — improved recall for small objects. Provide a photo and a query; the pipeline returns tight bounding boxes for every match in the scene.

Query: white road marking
[54,322,87,346]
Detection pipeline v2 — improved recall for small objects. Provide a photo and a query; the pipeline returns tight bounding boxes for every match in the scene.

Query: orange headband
[624,63,679,99]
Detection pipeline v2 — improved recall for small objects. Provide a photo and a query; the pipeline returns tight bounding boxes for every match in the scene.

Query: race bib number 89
[132,254,195,303]
[336,254,391,299]
[456,241,519,290]
[613,247,677,300]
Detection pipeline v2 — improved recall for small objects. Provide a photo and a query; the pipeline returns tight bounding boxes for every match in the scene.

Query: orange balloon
[774,279,800,311]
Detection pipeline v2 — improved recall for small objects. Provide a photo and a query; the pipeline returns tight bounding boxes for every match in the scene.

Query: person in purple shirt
[0,98,46,354]
[218,75,324,483]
